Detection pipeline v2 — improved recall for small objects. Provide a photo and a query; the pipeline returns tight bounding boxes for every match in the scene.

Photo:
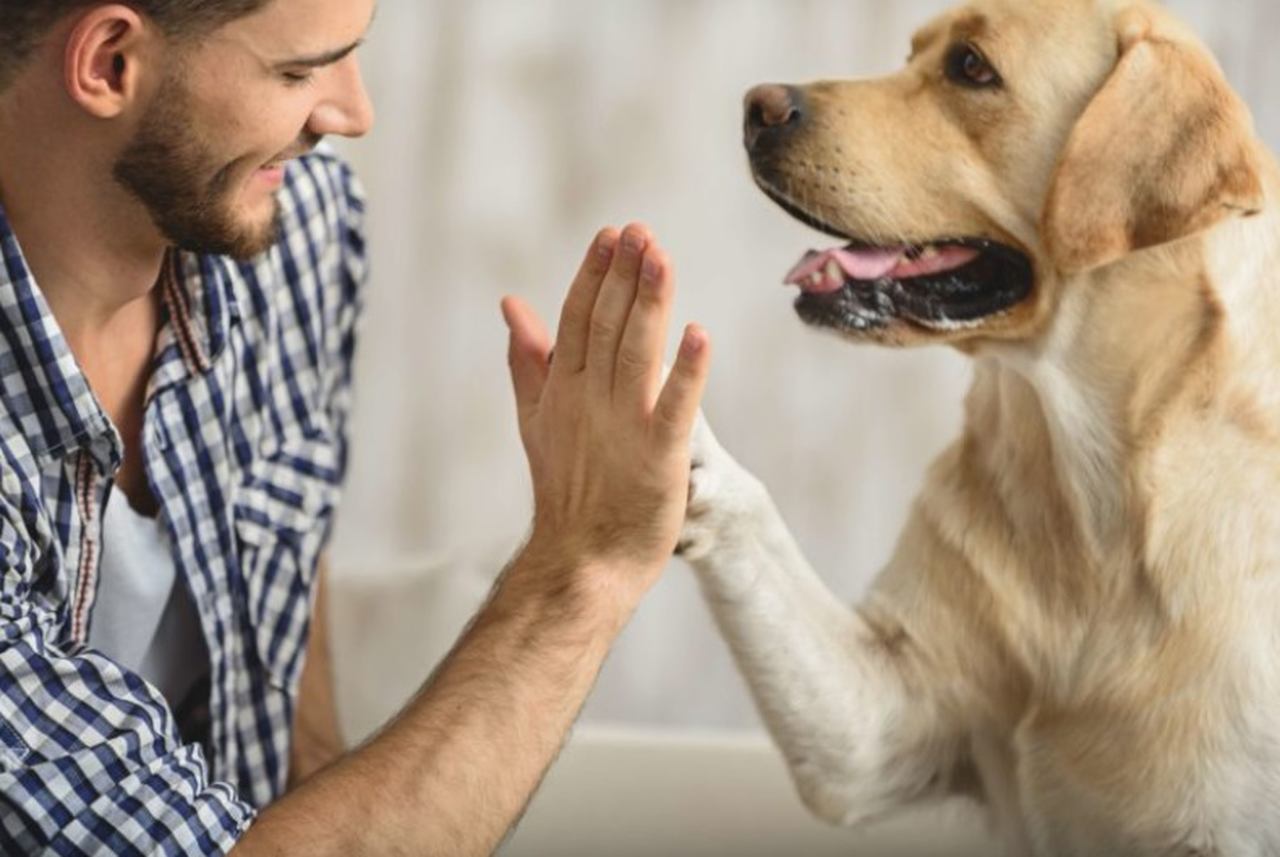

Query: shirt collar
[147,247,243,399]
[0,198,242,465]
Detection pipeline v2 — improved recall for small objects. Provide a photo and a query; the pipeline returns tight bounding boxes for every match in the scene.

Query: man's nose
[309,56,376,139]
[743,84,805,154]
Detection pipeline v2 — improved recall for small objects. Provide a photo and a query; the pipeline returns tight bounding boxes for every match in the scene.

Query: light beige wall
[328,0,1280,733]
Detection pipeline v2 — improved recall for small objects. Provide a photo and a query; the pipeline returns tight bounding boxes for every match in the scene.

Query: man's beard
[113,73,294,261]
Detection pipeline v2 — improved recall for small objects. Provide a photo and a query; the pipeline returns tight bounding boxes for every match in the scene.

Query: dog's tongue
[785,245,981,294]
[785,247,903,293]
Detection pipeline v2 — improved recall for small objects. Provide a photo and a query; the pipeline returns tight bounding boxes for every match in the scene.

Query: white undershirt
[87,488,209,711]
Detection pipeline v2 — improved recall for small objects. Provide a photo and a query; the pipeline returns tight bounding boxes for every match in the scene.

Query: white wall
[327,0,1280,735]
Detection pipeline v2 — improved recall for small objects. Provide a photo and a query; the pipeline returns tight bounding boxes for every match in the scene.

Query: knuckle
[585,254,611,277]
[560,301,591,329]
[615,347,650,380]
[654,403,686,433]
[589,315,620,342]
[678,350,707,375]
[636,277,664,303]
[660,381,692,414]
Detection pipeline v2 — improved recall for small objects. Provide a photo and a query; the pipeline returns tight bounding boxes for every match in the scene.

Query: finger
[501,296,552,420]
[653,324,712,446]
[586,223,651,392]
[614,246,673,407]
[553,228,620,376]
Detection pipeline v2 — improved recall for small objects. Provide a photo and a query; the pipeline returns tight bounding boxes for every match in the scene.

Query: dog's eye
[945,42,1002,89]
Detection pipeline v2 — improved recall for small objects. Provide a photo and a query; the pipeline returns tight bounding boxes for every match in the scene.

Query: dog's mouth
[766,190,1034,334]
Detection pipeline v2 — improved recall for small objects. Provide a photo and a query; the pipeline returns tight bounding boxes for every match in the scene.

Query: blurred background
[324,0,1280,743]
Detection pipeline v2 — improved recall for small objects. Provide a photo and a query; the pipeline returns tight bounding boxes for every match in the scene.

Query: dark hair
[0,1,272,89]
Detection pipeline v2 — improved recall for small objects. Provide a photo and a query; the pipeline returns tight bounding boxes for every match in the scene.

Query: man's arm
[232,223,710,856]
[288,556,346,789]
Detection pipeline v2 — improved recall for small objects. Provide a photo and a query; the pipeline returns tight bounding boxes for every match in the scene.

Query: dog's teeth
[810,272,824,287]
[920,246,940,260]
[824,260,843,282]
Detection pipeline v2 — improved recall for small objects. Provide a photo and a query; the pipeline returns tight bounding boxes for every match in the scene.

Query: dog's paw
[677,414,766,561]
[675,451,717,559]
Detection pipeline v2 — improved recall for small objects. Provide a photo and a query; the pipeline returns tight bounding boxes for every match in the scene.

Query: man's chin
[231,206,283,260]
[226,225,280,261]
[169,200,281,261]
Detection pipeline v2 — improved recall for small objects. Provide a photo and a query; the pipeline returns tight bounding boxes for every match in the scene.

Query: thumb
[501,296,552,418]
[654,324,711,445]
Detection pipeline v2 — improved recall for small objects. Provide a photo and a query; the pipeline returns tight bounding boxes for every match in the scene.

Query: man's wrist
[503,541,657,637]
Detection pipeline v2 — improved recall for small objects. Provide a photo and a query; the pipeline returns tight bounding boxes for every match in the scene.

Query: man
[0,0,710,853]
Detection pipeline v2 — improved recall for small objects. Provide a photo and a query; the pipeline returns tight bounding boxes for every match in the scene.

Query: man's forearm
[233,549,637,856]
[288,560,346,789]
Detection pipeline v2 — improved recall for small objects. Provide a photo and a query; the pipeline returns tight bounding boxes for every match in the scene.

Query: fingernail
[596,232,618,260]
[682,326,706,356]
[642,255,661,284]
[622,229,646,253]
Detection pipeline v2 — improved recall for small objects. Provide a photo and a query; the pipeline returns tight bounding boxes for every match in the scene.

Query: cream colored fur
[681,1,1280,854]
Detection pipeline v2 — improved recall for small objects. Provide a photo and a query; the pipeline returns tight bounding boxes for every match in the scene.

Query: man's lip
[258,151,309,171]
[253,163,287,188]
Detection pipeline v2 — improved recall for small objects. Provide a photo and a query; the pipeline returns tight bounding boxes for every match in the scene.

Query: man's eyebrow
[274,38,365,70]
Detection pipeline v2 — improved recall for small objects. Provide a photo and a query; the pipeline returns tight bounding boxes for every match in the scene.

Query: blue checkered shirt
[0,147,366,854]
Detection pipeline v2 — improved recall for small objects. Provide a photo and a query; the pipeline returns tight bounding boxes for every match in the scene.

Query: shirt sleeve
[0,459,256,855]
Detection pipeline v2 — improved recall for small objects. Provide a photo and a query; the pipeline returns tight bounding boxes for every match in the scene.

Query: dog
[679,1,1280,854]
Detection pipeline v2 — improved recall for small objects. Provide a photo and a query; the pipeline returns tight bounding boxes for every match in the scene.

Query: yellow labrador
[680,1,1280,854]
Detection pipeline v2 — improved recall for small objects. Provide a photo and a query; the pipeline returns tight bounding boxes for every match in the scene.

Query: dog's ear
[1041,8,1265,274]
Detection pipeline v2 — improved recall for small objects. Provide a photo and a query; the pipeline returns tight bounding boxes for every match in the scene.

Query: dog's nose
[744,84,805,153]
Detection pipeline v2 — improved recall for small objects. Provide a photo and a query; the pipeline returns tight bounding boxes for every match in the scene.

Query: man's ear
[1041,8,1265,275]
[63,4,148,119]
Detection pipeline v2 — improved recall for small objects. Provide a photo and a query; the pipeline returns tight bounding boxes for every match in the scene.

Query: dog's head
[747,0,1265,347]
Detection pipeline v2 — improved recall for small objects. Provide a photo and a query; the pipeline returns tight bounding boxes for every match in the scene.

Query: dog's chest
[980,609,1280,857]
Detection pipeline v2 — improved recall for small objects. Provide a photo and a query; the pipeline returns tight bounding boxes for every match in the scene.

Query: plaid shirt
[0,147,366,854]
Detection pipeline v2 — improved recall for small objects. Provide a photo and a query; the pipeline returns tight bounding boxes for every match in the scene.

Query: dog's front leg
[680,417,962,828]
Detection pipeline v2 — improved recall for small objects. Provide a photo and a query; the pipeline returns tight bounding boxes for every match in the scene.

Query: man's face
[114,0,376,260]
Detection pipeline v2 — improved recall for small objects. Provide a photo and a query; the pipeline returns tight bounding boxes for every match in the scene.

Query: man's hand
[500,224,711,605]
[234,226,708,857]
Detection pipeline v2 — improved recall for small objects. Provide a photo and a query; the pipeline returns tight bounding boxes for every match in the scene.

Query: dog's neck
[977,188,1280,567]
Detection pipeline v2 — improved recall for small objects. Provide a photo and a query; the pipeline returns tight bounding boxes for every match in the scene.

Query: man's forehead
[208,0,376,62]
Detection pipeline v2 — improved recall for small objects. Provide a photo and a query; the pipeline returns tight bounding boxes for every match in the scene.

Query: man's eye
[945,43,1002,89]
[282,70,315,87]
